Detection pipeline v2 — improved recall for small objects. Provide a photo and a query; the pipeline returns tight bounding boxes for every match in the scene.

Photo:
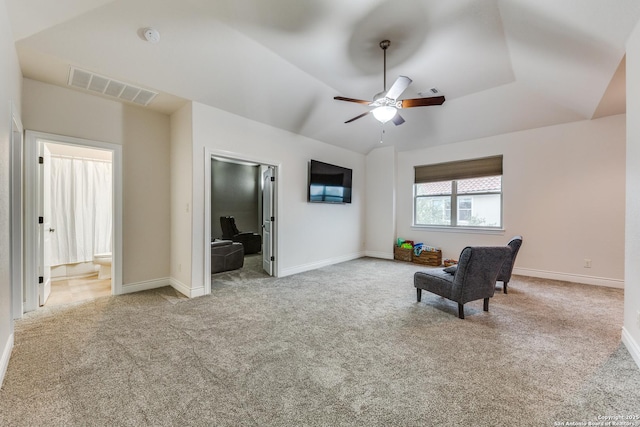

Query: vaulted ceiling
[7,0,640,153]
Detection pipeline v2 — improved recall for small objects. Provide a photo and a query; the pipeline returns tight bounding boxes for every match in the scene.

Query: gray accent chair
[211,240,244,274]
[414,246,511,319]
[496,236,523,294]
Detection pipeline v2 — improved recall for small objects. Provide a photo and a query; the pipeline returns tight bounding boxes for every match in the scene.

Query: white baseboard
[121,277,171,295]
[121,277,205,299]
[1,333,14,388]
[280,252,365,277]
[513,267,624,289]
[170,278,205,298]
[622,327,640,371]
[365,250,394,260]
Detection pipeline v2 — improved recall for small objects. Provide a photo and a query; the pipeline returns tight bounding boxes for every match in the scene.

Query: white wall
[22,79,171,288]
[0,0,23,386]
[394,114,626,288]
[189,102,365,291]
[120,105,171,285]
[365,146,396,259]
[624,22,640,368]
[170,103,193,290]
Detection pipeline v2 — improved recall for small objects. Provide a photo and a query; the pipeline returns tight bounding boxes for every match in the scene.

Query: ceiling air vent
[68,67,158,106]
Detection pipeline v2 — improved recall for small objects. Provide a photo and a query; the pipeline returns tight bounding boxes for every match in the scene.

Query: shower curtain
[49,155,112,266]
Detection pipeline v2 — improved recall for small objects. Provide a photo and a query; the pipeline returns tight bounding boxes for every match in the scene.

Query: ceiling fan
[334,40,445,126]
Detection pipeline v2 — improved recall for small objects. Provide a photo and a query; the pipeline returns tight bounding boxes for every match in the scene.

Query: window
[458,197,472,222]
[415,180,452,226]
[414,156,503,228]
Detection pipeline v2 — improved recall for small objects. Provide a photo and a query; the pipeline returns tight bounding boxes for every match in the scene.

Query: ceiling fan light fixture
[372,106,397,123]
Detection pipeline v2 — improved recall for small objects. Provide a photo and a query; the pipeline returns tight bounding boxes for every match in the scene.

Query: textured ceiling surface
[7,0,640,153]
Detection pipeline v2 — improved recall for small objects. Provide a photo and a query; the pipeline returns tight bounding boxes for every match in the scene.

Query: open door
[38,143,52,306]
[262,167,275,275]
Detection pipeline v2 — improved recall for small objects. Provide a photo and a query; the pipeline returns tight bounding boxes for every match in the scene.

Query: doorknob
[48,228,55,233]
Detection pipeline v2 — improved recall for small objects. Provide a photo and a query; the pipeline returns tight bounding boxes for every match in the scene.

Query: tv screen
[308,160,352,204]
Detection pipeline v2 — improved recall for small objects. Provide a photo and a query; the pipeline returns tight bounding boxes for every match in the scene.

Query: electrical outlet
[637,311,640,329]
[178,263,182,273]
[584,259,592,268]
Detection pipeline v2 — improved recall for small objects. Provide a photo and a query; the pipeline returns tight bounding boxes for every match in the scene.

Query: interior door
[38,143,52,306]
[262,167,275,275]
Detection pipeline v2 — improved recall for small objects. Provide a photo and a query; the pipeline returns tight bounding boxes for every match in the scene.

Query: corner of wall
[0,333,13,388]
[169,102,194,288]
[365,146,397,258]
[622,327,640,370]
[625,16,640,371]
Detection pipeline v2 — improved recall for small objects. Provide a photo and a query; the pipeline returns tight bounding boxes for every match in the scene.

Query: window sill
[410,225,505,235]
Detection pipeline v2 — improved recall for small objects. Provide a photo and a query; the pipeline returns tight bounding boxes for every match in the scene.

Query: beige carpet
[1,257,638,426]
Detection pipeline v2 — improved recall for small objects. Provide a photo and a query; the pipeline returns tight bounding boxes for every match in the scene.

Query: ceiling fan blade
[400,96,446,108]
[385,76,412,100]
[344,111,371,123]
[334,96,371,105]
[392,114,405,126]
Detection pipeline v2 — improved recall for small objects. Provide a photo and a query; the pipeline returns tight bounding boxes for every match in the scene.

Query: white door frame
[38,143,52,306]
[10,103,24,320]
[203,148,280,295]
[24,131,123,312]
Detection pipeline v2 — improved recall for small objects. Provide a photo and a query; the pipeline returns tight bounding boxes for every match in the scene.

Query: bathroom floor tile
[46,275,112,307]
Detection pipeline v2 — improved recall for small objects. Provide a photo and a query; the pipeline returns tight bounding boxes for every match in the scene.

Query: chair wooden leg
[483,297,489,312]
[458,303,465,319]
[503,281,508,294]
[416,288,422,302]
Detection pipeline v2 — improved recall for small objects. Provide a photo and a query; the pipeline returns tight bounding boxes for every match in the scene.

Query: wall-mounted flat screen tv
[308,159,353,204]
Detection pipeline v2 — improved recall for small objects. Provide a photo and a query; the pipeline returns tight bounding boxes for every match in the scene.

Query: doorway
[44,142,113,307]
[24,131,123,312]
[204,152,279,294]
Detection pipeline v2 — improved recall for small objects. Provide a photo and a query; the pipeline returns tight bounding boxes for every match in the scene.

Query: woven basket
[393,246,413,262]
[412,250,442,266]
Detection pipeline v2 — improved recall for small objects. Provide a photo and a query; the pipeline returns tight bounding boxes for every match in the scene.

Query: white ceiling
[7,0,640,153]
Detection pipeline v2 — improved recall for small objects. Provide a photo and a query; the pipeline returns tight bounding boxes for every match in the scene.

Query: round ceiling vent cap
[143,27,160,44]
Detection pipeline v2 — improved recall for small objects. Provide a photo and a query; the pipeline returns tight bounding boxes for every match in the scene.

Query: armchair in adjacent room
[220,216,262,255]
[211,240,244,273]
[414,246,511,319]
[496,236,523,294]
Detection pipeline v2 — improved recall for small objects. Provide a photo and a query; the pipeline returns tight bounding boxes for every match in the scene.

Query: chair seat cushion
[414,270,454,299]
[211,239,233,248]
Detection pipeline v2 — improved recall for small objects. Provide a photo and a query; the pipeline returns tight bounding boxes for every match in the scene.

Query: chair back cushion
[220,216,237,239]
[229,217,241,235]
[497,236,523,282]
[452,246,511,304]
